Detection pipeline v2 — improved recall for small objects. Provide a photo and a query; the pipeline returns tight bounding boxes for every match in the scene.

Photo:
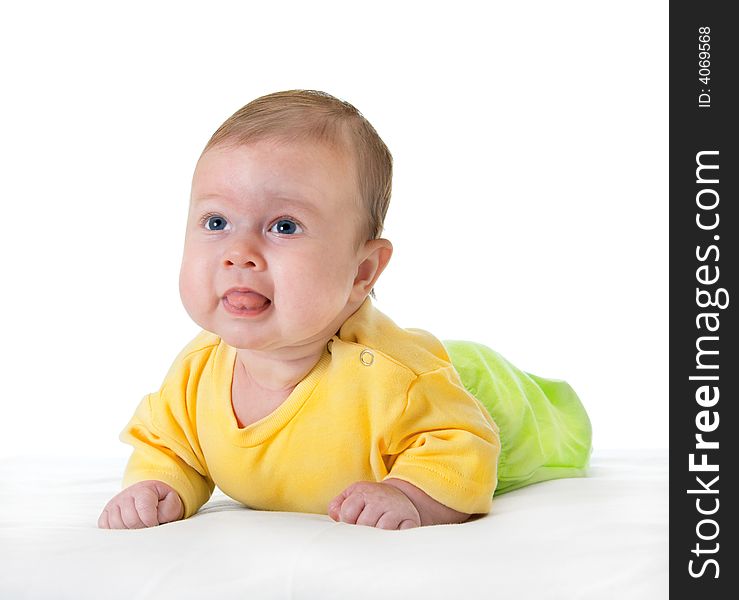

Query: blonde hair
[203,90,392,242]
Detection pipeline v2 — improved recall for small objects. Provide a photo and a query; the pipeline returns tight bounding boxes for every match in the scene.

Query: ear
[350,238,393,302]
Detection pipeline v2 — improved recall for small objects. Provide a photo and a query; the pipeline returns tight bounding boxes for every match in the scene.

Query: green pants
[445,341,592,495]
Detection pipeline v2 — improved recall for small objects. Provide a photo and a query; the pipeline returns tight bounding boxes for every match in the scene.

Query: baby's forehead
[206,133,355,170]
[191,139,362,209]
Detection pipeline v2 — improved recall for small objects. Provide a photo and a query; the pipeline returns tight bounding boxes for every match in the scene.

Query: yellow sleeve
[383,366,500,515]
[119,342,216,519]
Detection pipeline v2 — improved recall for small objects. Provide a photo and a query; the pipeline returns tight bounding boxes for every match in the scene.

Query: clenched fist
[98,480,184,529]
[328,481,421,530]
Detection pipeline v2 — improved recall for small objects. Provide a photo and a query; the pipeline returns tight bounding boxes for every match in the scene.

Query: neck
[235,346,325,393]
[233,297,368,392]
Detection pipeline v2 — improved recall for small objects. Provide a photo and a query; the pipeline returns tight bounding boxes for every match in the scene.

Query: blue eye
[270,219,302,235]
[203,214,228,231]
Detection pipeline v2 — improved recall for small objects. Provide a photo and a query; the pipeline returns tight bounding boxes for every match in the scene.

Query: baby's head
[179,90,394,354]
[202,90,393,244]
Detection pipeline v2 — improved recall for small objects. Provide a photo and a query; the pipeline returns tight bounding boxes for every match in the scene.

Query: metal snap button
[360,349,374,366]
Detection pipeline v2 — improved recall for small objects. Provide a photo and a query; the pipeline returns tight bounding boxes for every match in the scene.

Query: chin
[211,323,275,351]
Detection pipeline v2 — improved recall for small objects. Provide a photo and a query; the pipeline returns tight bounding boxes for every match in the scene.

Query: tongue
[226,291,270,310]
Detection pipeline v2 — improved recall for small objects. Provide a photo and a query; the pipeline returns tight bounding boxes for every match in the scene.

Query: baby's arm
[98,480,184,529]
[383,478,470,525]
[333,366,499,529]
[327,479,469,529]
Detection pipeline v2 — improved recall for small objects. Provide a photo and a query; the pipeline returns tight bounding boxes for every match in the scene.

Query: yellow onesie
[120,299,500,518]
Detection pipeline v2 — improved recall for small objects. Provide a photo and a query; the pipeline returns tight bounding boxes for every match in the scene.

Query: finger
[355,504,385,528]
[328,485,354,521]
[327,498,341,521]
[375,511,403,530]
[107,503,126,530]
[120,496,146,529]
[157,489,183,524]
[328,484,357,521]
[338,493,366,525]
[97,508,109,529]
[398,519,419,530]
[134,489,160,528]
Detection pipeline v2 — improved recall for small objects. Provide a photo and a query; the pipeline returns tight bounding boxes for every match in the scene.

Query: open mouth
[222,290,272,316]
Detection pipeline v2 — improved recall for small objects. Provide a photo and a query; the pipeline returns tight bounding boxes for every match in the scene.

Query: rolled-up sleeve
[383,366,500,515]
[120,391,215,519]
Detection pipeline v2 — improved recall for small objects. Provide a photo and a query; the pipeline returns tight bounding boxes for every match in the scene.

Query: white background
[0,1,667,458]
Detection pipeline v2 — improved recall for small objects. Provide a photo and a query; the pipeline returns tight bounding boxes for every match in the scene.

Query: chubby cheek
[179,252,217,326]
[277,253,356,315]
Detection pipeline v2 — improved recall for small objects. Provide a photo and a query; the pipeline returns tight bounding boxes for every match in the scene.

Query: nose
[222,237,266,270]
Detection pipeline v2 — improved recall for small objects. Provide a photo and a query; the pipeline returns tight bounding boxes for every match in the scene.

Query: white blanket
[0,450,667,599]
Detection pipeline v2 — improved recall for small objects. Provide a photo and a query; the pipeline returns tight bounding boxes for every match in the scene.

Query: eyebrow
[192,193,320,214]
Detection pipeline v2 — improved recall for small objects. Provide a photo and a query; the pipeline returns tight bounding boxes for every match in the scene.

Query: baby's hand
[328,481,421,530]
[98,480,184,529]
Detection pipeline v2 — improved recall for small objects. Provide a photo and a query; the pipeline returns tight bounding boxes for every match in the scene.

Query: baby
[98,90,592,531]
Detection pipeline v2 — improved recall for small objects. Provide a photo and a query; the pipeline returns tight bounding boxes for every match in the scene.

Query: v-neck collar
[212,340,333,447]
